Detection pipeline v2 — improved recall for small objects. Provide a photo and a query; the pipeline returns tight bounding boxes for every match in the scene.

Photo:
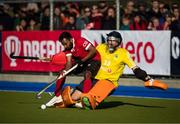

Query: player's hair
[59,32,72,42]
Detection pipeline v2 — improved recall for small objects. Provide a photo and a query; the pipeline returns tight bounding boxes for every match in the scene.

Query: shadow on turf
[97,101,165,109]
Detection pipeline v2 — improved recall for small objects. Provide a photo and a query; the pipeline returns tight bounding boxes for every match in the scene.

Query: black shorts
[73,59,101,77]
[76,79,99,92]
[74,60,101,92]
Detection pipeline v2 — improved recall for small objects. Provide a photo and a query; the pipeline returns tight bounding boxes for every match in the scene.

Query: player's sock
[83,71,92,93]
[83,79,92,93]
[55,78,65,96]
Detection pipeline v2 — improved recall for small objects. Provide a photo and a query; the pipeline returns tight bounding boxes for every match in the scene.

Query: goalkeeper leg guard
[54,101,66,108]
[61,86,75,107]
[81,80,116,109]
[144,79,168,90]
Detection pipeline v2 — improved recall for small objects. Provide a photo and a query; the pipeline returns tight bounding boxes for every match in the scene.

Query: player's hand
[76,60,84,68]
[39,57,51,62]
[59,70,66,78]
[144,79,168,90]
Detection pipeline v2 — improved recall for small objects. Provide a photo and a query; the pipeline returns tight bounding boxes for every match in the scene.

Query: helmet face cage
[106,36,120,53]
[106,31,122,46]
[107,36,121,44]
[106,31,123,52]
[106,32,122,53]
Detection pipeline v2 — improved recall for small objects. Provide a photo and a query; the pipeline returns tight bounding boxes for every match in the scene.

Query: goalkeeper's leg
[65,60,100,107]
[81,80,116,110]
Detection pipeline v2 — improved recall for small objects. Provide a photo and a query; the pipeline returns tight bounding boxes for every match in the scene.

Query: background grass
[0,91,180,123]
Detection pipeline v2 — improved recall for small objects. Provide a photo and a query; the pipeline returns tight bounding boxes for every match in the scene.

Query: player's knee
[71,90,82,101]
[84,71,92,79]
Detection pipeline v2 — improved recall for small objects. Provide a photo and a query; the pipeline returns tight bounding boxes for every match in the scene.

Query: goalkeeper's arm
[132,66,168,90]
[132,66,151,81]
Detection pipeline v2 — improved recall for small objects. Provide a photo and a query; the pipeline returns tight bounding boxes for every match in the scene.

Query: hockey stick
[10,52,40,60]
[36,64,78,99]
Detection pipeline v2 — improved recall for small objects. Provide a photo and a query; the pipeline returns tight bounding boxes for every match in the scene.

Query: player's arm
[123,43,168,90]
[81,44,96,62]
[123,49,151,82]
[132,66,151,81]
[132,66,168,90]
[64,53,73,71]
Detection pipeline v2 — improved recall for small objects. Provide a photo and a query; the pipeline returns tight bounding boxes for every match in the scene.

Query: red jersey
[65,37,100,61]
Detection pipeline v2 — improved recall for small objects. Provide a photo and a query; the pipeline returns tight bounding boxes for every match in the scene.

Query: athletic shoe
[74,102,83,108]
[82,97,91,110]
[45,95,63,107]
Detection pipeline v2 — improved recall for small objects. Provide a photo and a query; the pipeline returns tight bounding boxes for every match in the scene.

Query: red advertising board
[2,31,81,72]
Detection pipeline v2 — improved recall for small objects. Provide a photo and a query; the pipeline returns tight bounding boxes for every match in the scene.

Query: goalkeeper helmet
[106,31,122,52]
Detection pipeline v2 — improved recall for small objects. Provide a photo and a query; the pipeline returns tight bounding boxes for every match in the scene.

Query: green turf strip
[0,91,180,123]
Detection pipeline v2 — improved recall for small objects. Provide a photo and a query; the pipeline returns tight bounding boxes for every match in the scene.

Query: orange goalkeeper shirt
[95,44,136,87]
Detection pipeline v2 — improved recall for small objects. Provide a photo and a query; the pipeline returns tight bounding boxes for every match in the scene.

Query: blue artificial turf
[0,81,180,99]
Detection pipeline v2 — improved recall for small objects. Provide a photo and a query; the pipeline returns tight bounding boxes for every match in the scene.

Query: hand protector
[144,79,168,90]
[51,52,67,65]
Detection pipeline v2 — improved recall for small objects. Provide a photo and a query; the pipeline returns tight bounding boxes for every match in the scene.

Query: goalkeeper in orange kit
[80,31,168,110]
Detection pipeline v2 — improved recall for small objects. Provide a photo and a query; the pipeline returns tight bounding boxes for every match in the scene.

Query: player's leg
[71,79,98,101]
[65,60,100,103]
[54,60,101,108]
[72,79,99,109]
[55,79,100,109]
[53,60,84,108]
[46,52,67,107]
[83,70,92,93]
[46,77,65,107]
[55,77,66,96]
[56,79,98,108]
[81,80,116,110]
[82,60,101,93]
[45,54,76,107]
